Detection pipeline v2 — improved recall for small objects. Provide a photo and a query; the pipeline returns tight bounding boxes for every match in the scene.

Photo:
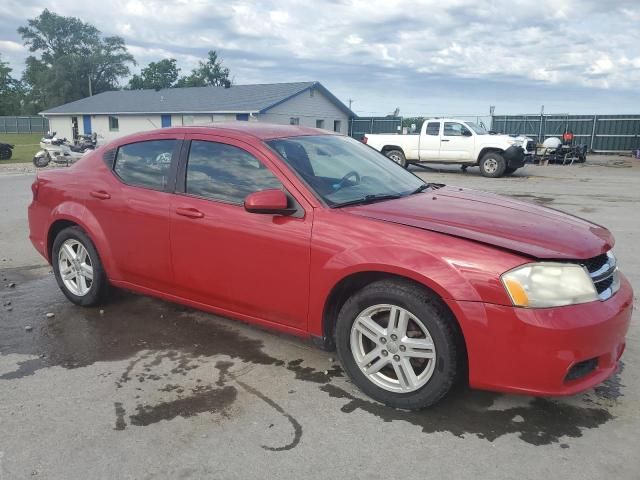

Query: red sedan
[28,123,633,409]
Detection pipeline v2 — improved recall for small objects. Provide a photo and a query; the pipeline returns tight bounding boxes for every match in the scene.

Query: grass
[0,133,43,164]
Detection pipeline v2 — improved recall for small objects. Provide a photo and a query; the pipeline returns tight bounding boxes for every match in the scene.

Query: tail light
[361,135,368,144]
[31,177,40,201]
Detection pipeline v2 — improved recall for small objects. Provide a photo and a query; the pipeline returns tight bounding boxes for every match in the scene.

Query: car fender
[48,201,120,279]
[309,243,490,338]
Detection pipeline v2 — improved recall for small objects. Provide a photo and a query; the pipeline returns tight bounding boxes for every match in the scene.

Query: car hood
[343,186,613,259]
[478,134,517,145]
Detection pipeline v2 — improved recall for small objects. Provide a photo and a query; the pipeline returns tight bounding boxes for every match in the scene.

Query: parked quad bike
[0,142,14,161]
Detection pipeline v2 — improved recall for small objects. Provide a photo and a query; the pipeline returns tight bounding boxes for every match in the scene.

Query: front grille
[576,251,618,300]
[580,253,608,273]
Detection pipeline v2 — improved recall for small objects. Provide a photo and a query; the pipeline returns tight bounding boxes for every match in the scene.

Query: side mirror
[463,130,473,137]
[244,189,296,215]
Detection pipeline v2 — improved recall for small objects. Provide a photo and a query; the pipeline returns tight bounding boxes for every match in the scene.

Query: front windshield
[466,122,488,135]
[267,135,426,207]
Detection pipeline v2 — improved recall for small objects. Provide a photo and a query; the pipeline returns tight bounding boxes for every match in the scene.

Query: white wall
[47,114,163,144]
[45,89,350,145]
[47,116,74,140]
[258,87,350,134]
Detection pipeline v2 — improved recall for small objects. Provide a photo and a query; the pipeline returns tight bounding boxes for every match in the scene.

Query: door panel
[439,122,474,161]
[169,135,312,329]
[419,121,441,160]
[85,136,182,290]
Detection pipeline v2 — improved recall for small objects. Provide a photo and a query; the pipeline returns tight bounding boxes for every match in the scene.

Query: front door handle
[90,190,111,200]
[175,207,204,219]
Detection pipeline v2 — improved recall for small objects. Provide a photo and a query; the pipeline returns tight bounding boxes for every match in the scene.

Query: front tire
[335,279,460,409]
[33,152,50,168]
[385,149,407,168]
[479,152,506,177]
[52,226,108,306]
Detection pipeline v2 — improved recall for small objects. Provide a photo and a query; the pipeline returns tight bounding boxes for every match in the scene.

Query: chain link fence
[0,116,49,134]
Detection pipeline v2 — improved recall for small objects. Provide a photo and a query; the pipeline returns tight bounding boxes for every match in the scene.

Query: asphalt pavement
[0,158,638,480]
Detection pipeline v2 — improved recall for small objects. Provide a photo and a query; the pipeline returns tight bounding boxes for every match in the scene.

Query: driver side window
[185,141,283,204]
[443,122,471,137]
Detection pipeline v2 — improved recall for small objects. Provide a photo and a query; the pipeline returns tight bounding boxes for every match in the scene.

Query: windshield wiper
[410,183,430,195]
[332,193,403,208]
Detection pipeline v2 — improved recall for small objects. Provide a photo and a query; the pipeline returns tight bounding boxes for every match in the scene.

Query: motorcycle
[33,132,97,168]
[0,142,14,161]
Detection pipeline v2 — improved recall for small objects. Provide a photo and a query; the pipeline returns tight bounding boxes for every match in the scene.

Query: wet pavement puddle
[0,266,625,450]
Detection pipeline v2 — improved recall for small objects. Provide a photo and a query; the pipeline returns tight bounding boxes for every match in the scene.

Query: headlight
[501,263,598,308]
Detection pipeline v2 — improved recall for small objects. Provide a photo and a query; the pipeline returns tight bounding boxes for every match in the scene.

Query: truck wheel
[479,152,506,178]
[385,150,407,168]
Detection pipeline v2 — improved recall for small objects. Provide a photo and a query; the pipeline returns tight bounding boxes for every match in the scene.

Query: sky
[1,0,639,117]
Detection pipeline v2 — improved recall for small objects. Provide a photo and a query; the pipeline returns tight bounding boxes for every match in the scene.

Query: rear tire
[479,152,506,178]
[335,279,460,409]
[52,226,108,306]
[385,150,407,168]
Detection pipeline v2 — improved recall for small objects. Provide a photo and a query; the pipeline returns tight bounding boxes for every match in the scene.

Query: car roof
[148,122,339,141]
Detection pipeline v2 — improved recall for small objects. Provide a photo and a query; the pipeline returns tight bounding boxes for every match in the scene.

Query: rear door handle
[175,207,204,219]
[441,139,450,142]
[90,190,111,200]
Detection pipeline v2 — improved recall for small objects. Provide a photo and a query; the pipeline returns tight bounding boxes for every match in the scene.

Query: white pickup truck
[363,118,535,177]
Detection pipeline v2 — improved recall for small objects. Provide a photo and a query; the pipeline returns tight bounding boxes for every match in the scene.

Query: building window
[289,117,300,125]
[236,113,249,121]
[109,116,119,132]
[182,115,194,125]
[333,120,341,132]
[316,119,325,129]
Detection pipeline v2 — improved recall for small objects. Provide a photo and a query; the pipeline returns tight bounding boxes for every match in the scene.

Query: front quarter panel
[308,208,528,337]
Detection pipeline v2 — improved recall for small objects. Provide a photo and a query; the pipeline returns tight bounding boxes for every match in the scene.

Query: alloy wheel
[58,239,94,296]
[483,158,498,174]
[389,153,403,165]
[350,304,436,393]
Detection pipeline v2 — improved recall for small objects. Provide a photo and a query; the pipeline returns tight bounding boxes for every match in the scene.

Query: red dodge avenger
[28,123,633,409]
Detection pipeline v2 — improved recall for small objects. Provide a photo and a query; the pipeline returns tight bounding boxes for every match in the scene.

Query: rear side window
[425,122,440,136]
[114,140,176,190]
[186,140,283,204]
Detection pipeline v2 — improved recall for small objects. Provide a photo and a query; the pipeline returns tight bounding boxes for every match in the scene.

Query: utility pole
[88,76,92,97]
[348,98,354,110]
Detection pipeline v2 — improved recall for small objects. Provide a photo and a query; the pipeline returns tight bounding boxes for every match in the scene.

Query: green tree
[0,54,24,115]
[176,50,231,87]
[18,9,135,111]
[128,58,180,90]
